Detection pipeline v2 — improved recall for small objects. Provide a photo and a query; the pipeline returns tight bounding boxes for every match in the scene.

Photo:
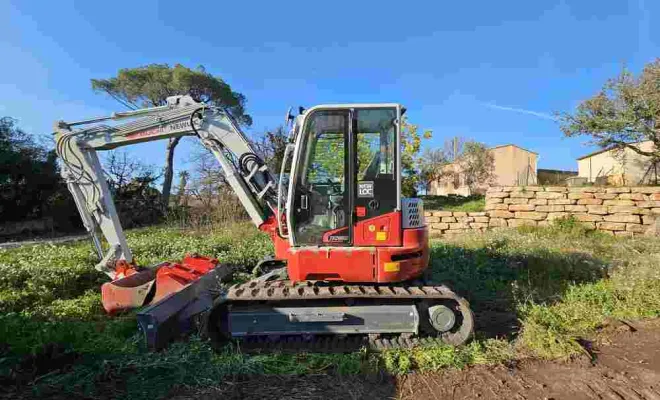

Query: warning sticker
[358,181,374,198]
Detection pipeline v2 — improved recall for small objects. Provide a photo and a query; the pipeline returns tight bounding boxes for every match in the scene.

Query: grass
[1,220,660,398]
[420,194,485,212]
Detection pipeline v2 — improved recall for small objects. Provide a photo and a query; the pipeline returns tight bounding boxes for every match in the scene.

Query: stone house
[577,141,659,185]
[429,144,538,196]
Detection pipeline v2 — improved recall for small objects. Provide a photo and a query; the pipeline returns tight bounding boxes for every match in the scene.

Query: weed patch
[1,221,660,398]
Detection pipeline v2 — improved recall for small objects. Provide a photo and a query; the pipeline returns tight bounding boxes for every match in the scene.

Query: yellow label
[376,231,387,241]
[384,262,400,272]
[368,224,376,232]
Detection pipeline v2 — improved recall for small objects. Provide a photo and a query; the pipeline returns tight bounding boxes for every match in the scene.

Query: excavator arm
[54,95,278,278]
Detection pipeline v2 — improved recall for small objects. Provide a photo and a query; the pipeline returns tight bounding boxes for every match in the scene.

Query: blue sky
[1,0,658,173]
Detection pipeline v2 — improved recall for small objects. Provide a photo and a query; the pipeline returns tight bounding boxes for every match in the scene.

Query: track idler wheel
[419,297,474,346]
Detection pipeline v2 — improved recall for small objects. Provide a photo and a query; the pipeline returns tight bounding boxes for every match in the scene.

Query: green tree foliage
[91,64,252,207]
[0,117,78,229]
[560,59,660,163]
[457,141,495,194]
[400,116,432,197]
[419,148,448,194]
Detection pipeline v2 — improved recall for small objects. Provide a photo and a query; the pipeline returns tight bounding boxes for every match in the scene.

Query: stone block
[510,191,536,198]
[501,186,515,192]
[537,220,551,227]
[514,211,548,220]
[635,201,660,208]
[652,208,660,215]
[608,206,643,214]
[430,223,449,230]
[577,198,603,205]
[489,210,515,219]
[508,204,536,211]
[485,203,509,210]
[597,222,626,231]
[617,193,645,201]
[504,198,529,204]
[547,212,569,220]
[603,214,641,224]
[529,198,548,205]
[626,223,647,233]
[605,187,631,193]
[564,205,588,212]
[469,222,489,229]
[468,212,487,216]
[594,193,617,200]
[615,231,634,237]
[642,215,657,225]
[523,186,544,192]
[487,187,502,193]
[535,205,565,212]
[456,217,474,223]
[449,223,470,230]
[573,213,603,222]
[473,216,489,223]
[587,205,608,215]
[453,212,468,217]
[441,217,456,223]
[569,187,604,193]
[544,186,567,192]
[486,192,509,198]
[568,192,594,200]
[424,211,434,217]
[433,211,453,217]
[652,193,660,200]
[632,187,660,194]
[548,199,576,205]
[486,198,503,204]
[508,219,537,227]
[425,216,440,223]
[536,192,565,199]
[489,218,508,227]
[603,199,636,206]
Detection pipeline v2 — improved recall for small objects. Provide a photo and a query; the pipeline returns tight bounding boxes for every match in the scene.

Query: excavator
[54,95,474,352]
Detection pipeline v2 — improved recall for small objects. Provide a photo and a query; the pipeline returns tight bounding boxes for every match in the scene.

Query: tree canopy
[560,59,660,161]
[0,117,79,229]
[91,63,252,207]
[91,64,252,125]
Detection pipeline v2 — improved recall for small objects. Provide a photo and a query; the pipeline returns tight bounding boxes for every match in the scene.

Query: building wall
[578,141,656,185]
[491,146,537,186]
[429,145,537,195]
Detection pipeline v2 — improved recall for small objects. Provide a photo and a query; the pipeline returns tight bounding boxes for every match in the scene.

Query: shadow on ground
[427,239,610,339]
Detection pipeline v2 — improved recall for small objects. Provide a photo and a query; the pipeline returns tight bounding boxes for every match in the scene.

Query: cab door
[289,110,352,246]
[353,107,401,246]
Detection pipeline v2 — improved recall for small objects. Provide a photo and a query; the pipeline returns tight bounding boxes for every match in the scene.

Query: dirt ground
[172,319,660,400]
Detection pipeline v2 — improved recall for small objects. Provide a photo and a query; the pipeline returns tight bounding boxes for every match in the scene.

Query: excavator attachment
[100,255,224,313]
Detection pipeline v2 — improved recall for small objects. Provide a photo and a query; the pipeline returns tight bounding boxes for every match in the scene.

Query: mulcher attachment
[100,254,224,313]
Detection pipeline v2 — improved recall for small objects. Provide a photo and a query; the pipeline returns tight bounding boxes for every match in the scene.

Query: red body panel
[261,211,429,283]
[353,211,402,247]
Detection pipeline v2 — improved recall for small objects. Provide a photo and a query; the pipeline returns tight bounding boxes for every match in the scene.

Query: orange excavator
[54,96,473,352]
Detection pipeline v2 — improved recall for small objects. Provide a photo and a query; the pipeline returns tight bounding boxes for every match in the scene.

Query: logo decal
[358,181,374,198]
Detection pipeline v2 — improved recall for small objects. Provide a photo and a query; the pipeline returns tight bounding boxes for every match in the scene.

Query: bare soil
[172,318,660,400]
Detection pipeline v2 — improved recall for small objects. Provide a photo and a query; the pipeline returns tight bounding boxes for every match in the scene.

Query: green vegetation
[1,221,660,398]
[420,194,485,212]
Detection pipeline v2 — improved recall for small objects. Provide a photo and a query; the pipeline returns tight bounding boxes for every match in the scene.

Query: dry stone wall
[424,186,660,237]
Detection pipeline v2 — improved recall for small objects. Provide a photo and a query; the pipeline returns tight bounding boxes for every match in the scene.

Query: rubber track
[221,280,474,352]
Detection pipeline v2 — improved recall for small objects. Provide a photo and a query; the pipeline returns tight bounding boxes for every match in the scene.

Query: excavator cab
[287,106,400,247]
